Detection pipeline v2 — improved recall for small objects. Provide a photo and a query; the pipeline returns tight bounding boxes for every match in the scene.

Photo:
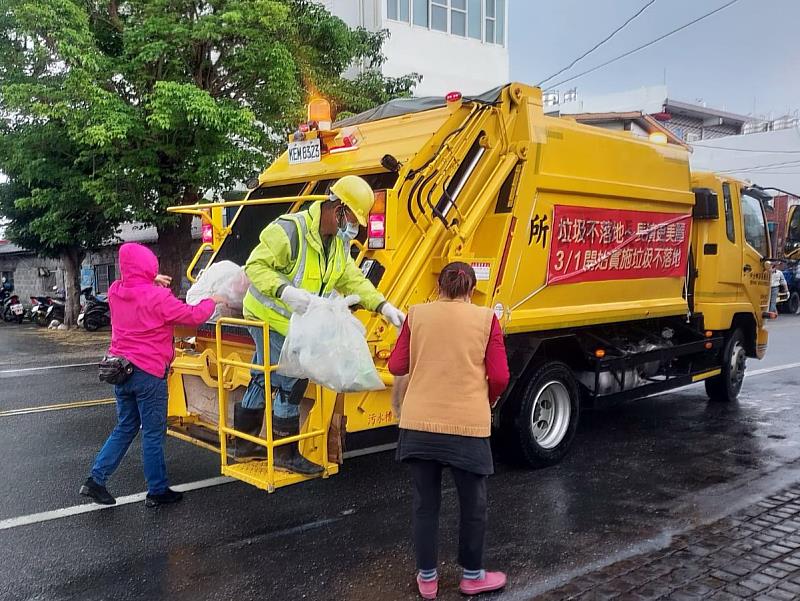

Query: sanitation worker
[238,175,405,474]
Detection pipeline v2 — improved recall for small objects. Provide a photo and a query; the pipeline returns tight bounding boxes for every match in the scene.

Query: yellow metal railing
[213,316,329,492]
[186,242,214,283]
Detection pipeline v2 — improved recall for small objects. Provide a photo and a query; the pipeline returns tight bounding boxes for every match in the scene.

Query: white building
[318,0,509,96]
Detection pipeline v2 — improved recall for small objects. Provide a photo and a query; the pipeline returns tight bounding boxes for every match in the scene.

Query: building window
[431,0,448,32]
[94,263,116,294]
[387,0,410,22]
[413,0,429,26]
[410,0,504,45]
[468,0,481,38]
[451,0,467,36]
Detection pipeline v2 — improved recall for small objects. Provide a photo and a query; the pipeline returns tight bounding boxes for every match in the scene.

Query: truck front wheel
[788,292,800,315]
[705,328,746,403]
[514,361,580,467]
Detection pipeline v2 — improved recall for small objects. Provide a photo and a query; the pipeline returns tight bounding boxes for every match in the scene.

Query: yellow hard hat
[330,175,374,226]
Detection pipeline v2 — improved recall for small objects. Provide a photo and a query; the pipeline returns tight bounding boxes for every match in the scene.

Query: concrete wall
[0,255,63,301]
[382,20,509,96]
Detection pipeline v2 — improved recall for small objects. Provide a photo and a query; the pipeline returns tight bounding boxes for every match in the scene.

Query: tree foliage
[0,122,122,324]
[0,0,419,285]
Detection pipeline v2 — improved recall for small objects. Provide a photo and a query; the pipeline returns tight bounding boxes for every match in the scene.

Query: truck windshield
[214,183,305,265]
[213,172,399,266]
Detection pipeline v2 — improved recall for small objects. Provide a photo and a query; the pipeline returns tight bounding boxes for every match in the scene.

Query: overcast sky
[509,0,800,118]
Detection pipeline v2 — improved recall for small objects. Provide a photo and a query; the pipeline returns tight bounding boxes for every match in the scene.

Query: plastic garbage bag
[186,261,250,319]
[278,295,385,393]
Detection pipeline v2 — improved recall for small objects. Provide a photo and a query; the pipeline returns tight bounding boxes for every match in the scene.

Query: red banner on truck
[546,205,692,285]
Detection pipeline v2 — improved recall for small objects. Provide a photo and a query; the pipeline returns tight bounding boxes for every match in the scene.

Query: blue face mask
[337,220,359,242]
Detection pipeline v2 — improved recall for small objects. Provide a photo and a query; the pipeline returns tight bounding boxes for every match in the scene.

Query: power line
[691,144,800,154]
[537,0,658,87]
[547,0,742,90]
[716,159,800,174]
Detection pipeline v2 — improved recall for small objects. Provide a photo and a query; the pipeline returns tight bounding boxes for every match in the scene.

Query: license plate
[11,304,23,315]
[287,138,321,164]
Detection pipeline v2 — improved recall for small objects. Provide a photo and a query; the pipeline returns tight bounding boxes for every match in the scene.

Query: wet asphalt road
[1,319,800,600]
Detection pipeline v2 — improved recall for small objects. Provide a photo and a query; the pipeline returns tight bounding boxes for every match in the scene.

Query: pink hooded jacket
[109,243,215,378]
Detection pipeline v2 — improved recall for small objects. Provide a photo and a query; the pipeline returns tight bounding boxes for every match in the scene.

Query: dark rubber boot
[233,403,267,460]
[273,415,324,476]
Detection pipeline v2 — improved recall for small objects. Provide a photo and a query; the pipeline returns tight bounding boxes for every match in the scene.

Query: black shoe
[79,477,116,505]
[145,488,184,508]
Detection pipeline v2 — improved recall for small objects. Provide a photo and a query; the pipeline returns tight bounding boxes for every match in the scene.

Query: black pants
[408,459,488,571]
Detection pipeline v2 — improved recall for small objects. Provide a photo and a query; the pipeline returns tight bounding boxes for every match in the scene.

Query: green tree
[0,0,419,288]
[0,122,121,326]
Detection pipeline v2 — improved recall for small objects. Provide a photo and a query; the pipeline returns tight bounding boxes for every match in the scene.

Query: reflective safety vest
[242,205,364,337]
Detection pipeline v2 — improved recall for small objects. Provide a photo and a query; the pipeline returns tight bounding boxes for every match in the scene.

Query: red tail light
[368,214,386,249]
[368,190,387,249]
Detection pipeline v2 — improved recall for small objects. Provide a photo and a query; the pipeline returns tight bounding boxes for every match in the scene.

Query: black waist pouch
[98,354,134,385]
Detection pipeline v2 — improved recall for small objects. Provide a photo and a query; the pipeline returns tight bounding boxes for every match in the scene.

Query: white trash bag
[186,260,250,319]
[278,295,385,393]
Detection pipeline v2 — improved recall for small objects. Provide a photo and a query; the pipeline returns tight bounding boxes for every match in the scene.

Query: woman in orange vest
[388,262,510,599]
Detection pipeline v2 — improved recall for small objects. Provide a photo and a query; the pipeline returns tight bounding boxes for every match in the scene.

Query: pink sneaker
[416,574,438,599]
[459,571,507,595]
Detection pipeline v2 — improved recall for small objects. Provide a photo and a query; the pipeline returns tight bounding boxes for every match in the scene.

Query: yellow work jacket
[242,202,385,336]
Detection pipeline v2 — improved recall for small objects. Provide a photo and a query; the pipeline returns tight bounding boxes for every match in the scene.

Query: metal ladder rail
[213,316,328,492]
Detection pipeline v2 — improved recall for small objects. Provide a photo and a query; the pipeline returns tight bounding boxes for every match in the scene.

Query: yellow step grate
[223,460,339,492]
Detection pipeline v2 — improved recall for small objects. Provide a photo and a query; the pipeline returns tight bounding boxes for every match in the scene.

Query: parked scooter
[78,288,110,331]
[46,287,94,327]
[29,296,51,325]
[33,294,58,327]
[1,289,25,324]
[43,287,66,326]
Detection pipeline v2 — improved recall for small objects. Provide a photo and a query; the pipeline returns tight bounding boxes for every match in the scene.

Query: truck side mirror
[692,188,719,220]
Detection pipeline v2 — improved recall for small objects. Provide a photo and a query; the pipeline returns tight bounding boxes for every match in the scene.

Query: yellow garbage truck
[166,83,770,492]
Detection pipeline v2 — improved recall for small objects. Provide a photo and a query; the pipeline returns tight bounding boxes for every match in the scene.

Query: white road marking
[0,362,96,375]
[0,476,234,531]
[747,362,800,378]
[0,443,399,531]
[343,442,397,458]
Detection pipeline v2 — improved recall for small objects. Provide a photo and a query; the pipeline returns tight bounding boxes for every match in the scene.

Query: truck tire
[705,328,746,403]
[514,361,581,467]
[788,292,800,315]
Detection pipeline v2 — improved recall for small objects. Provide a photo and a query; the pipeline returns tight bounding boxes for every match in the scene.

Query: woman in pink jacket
[80,243,222,507]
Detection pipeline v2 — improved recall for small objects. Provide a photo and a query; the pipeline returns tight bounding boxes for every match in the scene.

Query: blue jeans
[90,368,169,495]
[241,328,299,419]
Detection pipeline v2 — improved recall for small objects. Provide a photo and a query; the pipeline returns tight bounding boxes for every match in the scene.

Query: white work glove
[380,302,405,328]
[280,286,314,315]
